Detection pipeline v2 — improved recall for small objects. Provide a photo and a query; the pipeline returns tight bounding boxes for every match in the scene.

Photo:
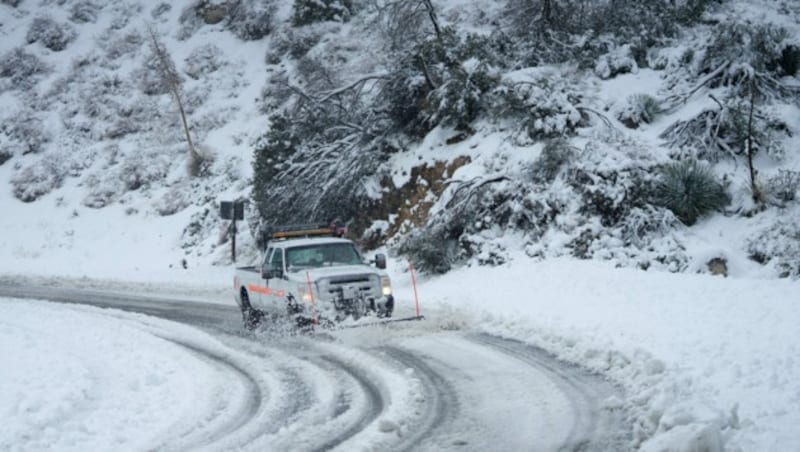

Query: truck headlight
[381,276,392,296]
[297,284,313,303]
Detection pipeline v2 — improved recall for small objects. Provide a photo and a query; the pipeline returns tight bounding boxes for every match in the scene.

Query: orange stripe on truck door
[248,284,272,295]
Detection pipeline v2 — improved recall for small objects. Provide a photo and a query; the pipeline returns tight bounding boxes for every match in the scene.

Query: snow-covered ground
[2,244,798,451]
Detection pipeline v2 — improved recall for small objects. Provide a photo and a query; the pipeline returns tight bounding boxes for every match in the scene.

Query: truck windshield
[285,243,363,271]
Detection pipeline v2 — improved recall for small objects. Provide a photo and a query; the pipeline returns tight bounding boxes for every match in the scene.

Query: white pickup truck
[233,226,393,329]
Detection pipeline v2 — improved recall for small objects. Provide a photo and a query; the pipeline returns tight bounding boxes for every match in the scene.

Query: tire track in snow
[311,354,385,451]
[378,346,459,451]
[152,337,263,452]
[468,333,631,452]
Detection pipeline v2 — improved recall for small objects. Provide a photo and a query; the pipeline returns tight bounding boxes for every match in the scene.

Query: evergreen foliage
[292,0,352,26]
[618,93,661,129]
[652,160,729,225]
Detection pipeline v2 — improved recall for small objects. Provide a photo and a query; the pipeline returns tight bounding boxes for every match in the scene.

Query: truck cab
[234,225,393,329]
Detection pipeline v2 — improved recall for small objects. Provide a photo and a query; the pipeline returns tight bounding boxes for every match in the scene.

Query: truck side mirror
[261,264,272,280]
[374,253,387,270]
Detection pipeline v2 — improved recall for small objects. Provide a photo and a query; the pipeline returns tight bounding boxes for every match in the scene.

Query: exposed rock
[707,257,728,277]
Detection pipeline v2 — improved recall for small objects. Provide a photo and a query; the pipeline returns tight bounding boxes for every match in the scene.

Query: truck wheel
[377,296,394,319]
[241,290,265,331]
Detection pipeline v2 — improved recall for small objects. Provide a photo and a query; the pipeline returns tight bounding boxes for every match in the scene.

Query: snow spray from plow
[331,260,425,331]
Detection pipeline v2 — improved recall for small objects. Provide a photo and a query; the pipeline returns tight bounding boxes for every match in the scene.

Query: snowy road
[0,282,630,451]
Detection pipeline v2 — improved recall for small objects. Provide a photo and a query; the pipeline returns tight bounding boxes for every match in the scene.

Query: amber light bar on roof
[272,227,336,239]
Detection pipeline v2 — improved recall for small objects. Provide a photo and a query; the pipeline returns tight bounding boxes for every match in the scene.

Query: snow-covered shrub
[0,149,11,166]
[70,1,101,23]
[107,1,141,30]
[0,48,48,90]
[747,217,800,278]
[1,0,23,7]
[595,45,638,79]
[118,150,170,191]
[617,94,661,129]
[396,227,461,274]
[184,44,224,79]
[660,97,787,163]
[652,160,729,225]
[700,21,792,95]
[766,170,800,205]
[617,205,680,249]
[11,156,66,202]
[102,30,144,60]
[779,44,800,76]
[292,0,352,26]
[532,138,576,183]
[1,113,50,155]
[227,0,274,41]
[26,16,77,52]
[177,1,206,40]
[491,68,588,141]
[267,26,327,61]
[150,2,171,19]
[155,185,191,216]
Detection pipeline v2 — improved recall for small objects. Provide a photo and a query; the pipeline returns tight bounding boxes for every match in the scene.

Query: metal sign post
[220,201,245,263]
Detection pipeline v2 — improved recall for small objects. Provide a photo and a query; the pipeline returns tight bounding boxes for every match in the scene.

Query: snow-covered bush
[1,0,23,7]
[184,44,225,79]
[267,25,329,61]
[491,68,588,141]
[118,150,171,191]
[177,1,208,40]
[748,217,800,278]
[617,94,661,129]
[0,48,48,91]
[11,156,67,202]
[1,113,50,155]
[700,21,792,94]
[779,44,800,76]
[0,149,11,166]
[532,138,576,183]
[660,96,787,163]
[155,185,191,216]
[70,1,101,23]
[292,0,352,26]
[227,0,274,41]
[652,160,729,225]
[102,30,144,60]
[595,45,638,79]
[26,16,77,52]
[396,227,461,274]
[616,205,681,249]
[766,170,800,205]
[150,2,171,19]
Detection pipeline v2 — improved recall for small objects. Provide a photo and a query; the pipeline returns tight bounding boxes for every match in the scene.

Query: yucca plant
[653,160,729,225]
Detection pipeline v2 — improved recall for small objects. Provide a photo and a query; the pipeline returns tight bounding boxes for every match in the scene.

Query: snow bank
[0,298,252,451]
[390,254,800,451]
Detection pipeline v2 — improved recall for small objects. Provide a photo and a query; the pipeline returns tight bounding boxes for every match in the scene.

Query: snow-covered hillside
[1,0,799,278]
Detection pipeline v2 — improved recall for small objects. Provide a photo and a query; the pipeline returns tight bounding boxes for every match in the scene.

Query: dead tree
[146,24,202,176]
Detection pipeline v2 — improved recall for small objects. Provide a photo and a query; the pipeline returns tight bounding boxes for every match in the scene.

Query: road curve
[0,280,632,451]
